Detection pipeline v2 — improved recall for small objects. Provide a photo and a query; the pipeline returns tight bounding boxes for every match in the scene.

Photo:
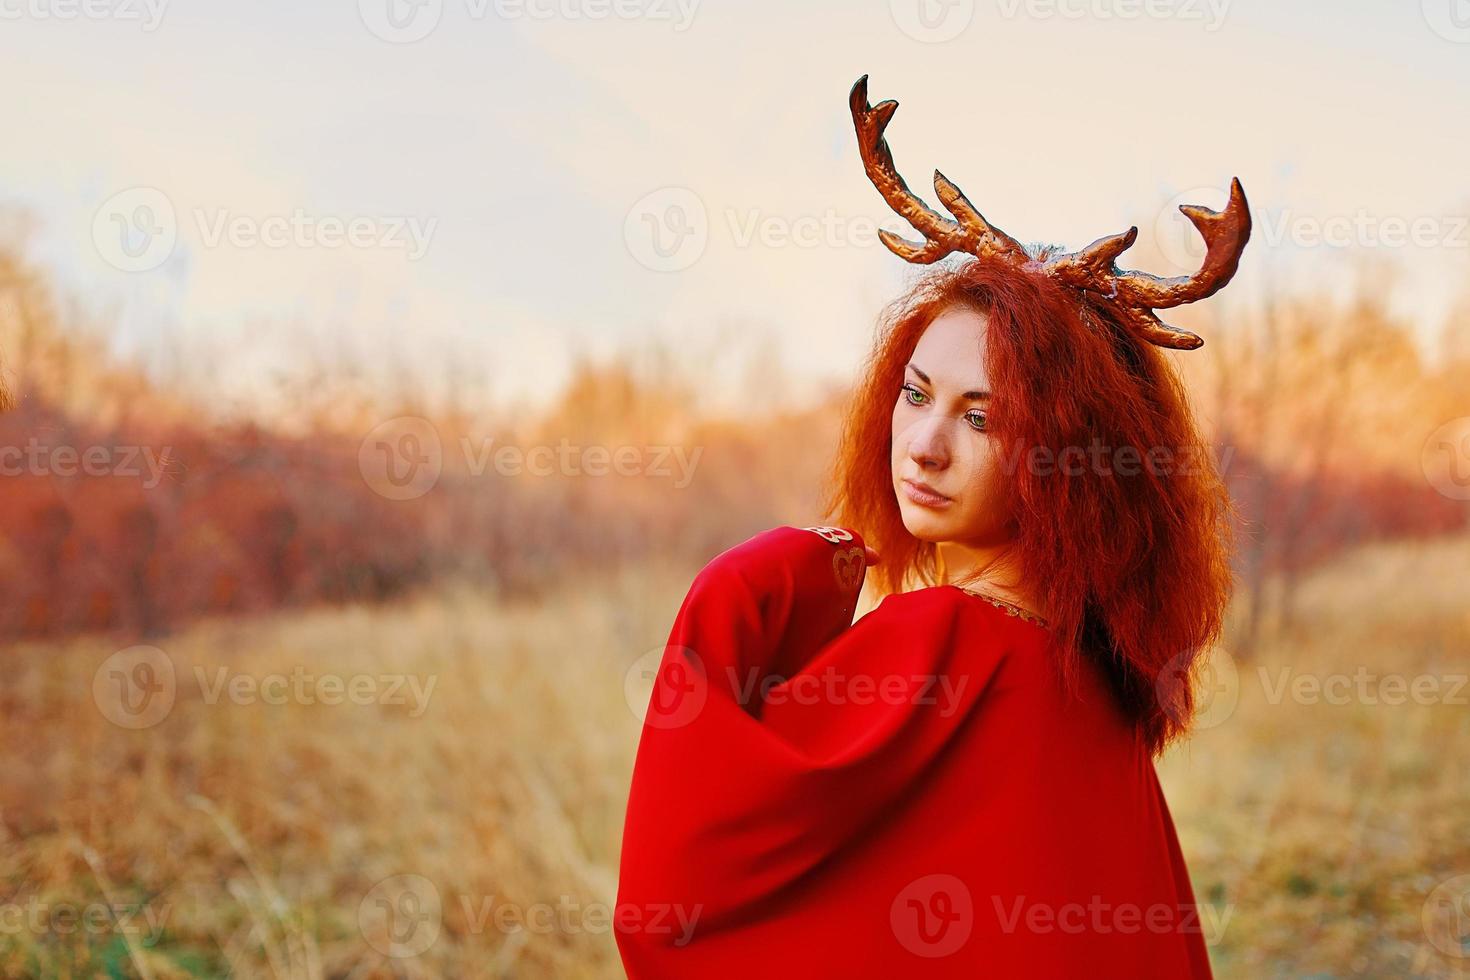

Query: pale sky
[2,0,1467,414]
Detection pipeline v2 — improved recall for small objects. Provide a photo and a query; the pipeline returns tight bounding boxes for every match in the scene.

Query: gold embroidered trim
[956,586,1050,630]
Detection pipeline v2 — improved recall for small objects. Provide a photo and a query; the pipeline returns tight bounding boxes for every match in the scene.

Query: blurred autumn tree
[0,240,1465,644]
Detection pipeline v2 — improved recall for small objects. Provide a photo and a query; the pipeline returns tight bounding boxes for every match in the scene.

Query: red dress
[616,526,1213,979]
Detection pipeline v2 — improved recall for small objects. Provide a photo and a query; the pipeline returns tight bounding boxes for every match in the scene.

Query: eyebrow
[907,362,989,401]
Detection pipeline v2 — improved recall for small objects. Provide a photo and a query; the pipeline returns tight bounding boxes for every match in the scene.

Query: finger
[864,545,880,566]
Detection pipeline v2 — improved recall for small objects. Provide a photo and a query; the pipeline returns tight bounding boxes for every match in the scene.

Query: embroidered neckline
[954,586,1050,630]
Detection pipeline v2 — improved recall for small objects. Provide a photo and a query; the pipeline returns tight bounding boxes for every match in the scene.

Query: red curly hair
[825,256,1234,754]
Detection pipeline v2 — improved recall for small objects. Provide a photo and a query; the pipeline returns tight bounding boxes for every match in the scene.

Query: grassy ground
[1160,535,1470,978]
[2,539,1467,978]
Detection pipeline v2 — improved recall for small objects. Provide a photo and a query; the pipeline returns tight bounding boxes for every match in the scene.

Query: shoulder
[867,583,978,618]
[779,583,1025,693]
[710,525,862,563]
[863,584,1048,646]
[679,526,868,650]
[695,525,867,592]
[859,584,989,635]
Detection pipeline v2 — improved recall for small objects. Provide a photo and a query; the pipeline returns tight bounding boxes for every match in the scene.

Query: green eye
[901,383,928,406]
[965,410,988,432]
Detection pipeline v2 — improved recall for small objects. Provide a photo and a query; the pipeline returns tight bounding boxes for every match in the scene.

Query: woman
[615,76,1249,979]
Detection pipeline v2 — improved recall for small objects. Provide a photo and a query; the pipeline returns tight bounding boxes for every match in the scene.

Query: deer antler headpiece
[850,75,1251,350]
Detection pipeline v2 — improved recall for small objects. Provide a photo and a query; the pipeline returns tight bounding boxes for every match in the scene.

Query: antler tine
[1047,227,1140,287]
[848,74,1251,351]
[933,170,1029,262]
[1113,178,1252,310]
[849,75,962,263]
[849,75,1026,265]
[1111,305,1207,351]
[1046,178,1252,350]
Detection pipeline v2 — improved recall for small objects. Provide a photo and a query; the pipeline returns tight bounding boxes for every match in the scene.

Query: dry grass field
[5,9,1470,977]
[2,536,1468,978]
[1161,534,1470,978]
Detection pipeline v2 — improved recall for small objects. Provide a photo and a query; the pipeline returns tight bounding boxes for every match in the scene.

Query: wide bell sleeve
[615,525,1009,972]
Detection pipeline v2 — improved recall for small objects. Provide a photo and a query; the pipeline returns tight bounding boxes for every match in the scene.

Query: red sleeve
[616,526,1006,965]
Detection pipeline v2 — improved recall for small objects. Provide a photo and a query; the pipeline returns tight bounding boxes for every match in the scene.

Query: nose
[905,414,952,470]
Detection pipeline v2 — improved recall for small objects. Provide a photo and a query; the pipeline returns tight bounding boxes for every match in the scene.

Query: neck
[935,539,1048,620]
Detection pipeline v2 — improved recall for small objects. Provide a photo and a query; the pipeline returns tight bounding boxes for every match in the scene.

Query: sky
[1,0,1467,414]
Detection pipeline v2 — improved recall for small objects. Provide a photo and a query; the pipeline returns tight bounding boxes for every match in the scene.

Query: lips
[901,478,951,508]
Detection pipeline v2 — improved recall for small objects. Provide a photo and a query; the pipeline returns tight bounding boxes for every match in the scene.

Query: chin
[897,503,955,542]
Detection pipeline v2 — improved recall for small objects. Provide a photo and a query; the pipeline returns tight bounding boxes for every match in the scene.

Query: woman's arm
[616,526,1003,954]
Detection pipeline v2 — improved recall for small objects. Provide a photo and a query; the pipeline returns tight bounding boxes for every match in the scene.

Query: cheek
[955,441,1012,523]
[973,438,1004,487]
[889,405,909,471]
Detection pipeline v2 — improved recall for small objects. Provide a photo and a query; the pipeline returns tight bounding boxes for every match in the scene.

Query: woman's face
[890,305,1014,547]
